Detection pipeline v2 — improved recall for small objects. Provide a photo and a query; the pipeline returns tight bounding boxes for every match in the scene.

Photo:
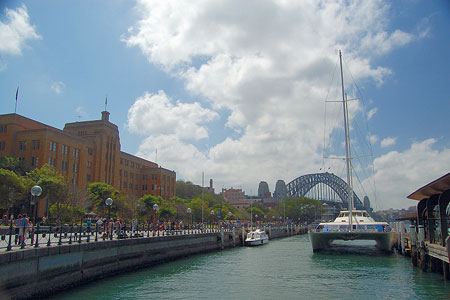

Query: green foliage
[86,182,120,212]
[0,156,29,175]
[282,196,322,223]
[175,180,202,199]
[136,194,162,221]
[49,203,85,224]
[0,168,26,209]
[26,164,69,206]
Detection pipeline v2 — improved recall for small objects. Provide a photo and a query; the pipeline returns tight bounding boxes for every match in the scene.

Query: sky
[0,0,449,210]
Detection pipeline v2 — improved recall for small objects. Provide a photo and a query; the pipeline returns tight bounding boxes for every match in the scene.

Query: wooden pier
[394,172,450,280]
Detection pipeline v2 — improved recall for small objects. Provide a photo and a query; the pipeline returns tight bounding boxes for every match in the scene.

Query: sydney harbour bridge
[285,172,371,214]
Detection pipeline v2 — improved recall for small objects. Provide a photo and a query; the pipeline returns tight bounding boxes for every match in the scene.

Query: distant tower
[210,179,213,189]
[258,181,270,198]
[273,180,287,199]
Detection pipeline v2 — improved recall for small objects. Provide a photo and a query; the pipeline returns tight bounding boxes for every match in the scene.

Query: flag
[15,87,19,113]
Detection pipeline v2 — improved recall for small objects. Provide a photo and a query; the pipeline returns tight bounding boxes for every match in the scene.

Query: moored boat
[245,229,269,246]
[309,51,395,253]
[309,210,395,252]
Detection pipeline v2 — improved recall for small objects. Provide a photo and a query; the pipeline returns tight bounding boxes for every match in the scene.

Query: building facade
[0,112,176,216]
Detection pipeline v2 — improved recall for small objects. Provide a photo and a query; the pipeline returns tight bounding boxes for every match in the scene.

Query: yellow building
[0,111,176,216]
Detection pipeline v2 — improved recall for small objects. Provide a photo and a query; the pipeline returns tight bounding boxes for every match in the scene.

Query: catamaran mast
[339,50,354,230]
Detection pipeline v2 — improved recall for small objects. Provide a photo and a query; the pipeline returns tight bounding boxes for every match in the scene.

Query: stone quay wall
[0,226,302,299]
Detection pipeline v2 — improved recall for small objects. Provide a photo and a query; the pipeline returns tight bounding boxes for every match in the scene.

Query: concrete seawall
[0,226,303,299]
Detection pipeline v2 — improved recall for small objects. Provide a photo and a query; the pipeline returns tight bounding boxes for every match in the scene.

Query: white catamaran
[308,51,395,252]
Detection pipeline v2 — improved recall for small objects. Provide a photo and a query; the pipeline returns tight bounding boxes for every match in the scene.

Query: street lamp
[228,211,232,220]
[153,203,159,224]
[30,185,42,223]
[210,209,214,224]
[187,207,192,226]
[105,197,113,220]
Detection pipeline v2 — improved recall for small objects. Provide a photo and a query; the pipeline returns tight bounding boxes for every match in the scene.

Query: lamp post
[228,211,232,220]
[105,198,113,220]
[30,185,42,223]
[187,207,192,227]
[153,203,159,224]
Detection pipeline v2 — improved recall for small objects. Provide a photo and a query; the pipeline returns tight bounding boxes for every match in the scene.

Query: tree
[26,164,69,220]
[0,168,25,210]
[86,182,120,217]
[0,156,29,175]
[49,203,84,224]
[136,194,162,221]
[175,180,202,199]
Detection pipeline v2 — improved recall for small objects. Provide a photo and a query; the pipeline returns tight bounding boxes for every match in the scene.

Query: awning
[407,172,450,201]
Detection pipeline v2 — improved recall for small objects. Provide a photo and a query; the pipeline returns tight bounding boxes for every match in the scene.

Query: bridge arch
[286,172,364,209]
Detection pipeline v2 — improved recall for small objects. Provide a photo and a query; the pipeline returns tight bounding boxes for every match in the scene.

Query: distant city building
[273,180,287,199]
[221,188,245,203]
[203,178,215,194]
[258,181,271,198]
[0,111,176,217]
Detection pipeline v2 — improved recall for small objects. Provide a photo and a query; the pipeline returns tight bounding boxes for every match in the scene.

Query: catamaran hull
[309,231,396,252]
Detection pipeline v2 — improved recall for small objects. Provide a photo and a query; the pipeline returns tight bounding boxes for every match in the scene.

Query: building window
[73,148,79,158]
[31,157,39,167]
[87,161,92,168]
[130,173,134,179]
[0,125,7,133]
[0,141,5,151]
[124,171,128,178]
[120,158,123,164]
[87,174,91,182]
[19,141,26,151]
[135,184,138,190]
[61,145,69,155]
[129,183,132,189]
[32,140,40,150]
[48,158,56,167]
[131,162,135,168]
[125,160,129,166]
[88,148,93,155]
[49,141,57,152]
[152,174,157,180]
[119,170,122,176]
[72,163,78,173]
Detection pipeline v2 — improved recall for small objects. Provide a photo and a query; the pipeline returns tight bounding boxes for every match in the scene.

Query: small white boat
[309,210,395,252]
[245,229,269,246]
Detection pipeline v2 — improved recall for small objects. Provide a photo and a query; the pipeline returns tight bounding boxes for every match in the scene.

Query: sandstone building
[0,111,176,216]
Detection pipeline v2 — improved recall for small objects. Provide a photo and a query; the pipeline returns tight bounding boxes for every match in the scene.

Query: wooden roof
[407,172,450,201]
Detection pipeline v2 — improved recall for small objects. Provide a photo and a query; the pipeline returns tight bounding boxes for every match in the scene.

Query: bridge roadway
[0,223,305,300]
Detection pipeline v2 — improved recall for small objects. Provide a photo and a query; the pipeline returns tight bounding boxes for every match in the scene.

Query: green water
[50,235,450,299]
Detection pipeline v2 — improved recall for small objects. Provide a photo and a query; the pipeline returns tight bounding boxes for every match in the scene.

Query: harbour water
[49,235,450,300]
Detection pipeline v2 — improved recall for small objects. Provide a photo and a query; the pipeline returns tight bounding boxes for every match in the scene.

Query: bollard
[6,222,13,251]
[58,225,63,246]
[78,224,82,243]
[47,225,52,247]
[95,223,98,242]
[34,223,40,248]
[69,224,73,244]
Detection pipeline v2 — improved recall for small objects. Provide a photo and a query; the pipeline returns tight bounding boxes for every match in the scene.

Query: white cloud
[368,139,450,210]
[367,108,377,120]
[51,81,65,94]
[0,5,41,55]
[369,135,378,144]
[381,137,397,148]
[124,0,429,202]
[127,90,219,140]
